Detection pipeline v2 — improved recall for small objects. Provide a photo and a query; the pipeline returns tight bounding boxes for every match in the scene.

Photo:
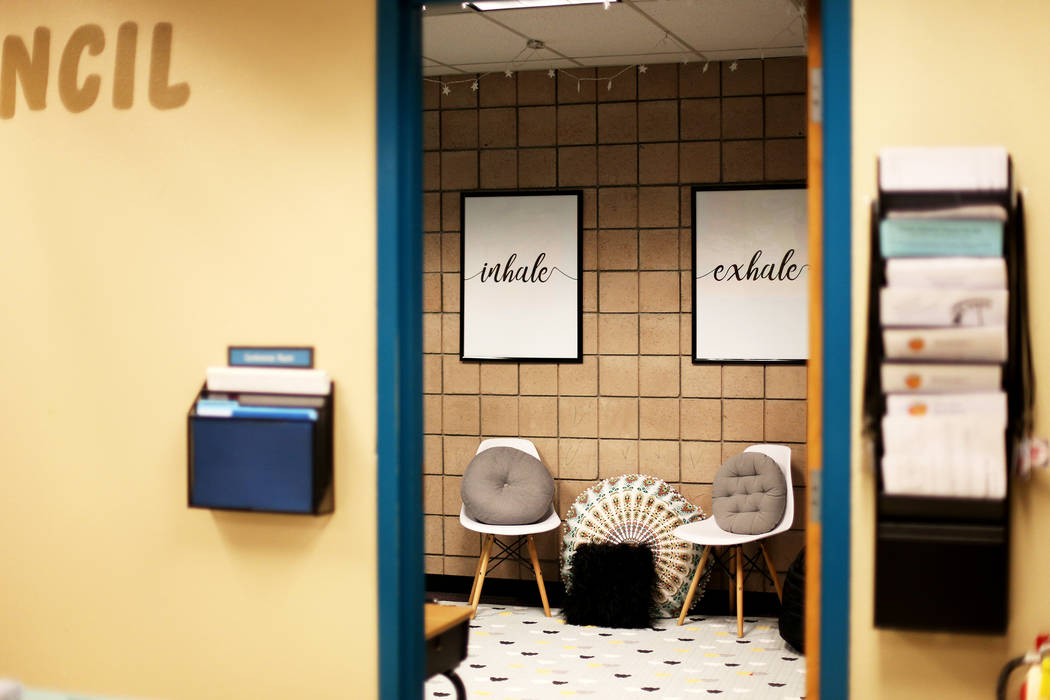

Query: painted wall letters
[1,22,189,118]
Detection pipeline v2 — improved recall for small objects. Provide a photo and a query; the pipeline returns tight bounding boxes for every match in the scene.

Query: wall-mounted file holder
[863,149,1033,634]
[187,369,334,515]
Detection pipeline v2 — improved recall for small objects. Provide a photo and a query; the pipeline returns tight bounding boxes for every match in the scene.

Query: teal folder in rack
[879,218,1003,257]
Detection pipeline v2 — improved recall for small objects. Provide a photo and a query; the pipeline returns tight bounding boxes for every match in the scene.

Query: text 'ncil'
[2,22,189,119]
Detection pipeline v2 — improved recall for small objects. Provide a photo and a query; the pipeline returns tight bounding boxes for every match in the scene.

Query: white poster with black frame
[692,183,809,363]
[460,191,583,362]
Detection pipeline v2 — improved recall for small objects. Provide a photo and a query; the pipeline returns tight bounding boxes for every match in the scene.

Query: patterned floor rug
[426,603,805,699]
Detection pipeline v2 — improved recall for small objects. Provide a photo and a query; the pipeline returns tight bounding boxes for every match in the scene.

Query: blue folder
[196,398,318,421]
[190,419,315,513]
[880,219,1003,257]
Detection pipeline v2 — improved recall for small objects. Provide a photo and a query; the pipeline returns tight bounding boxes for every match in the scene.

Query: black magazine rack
[187,382,334,515]
[862,156,1032,634]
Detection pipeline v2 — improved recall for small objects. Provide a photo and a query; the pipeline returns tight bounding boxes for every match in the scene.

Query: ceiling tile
[640,0,804,53]
[486,3,668,57]
[423,13,527,66]
[422,0,807,75]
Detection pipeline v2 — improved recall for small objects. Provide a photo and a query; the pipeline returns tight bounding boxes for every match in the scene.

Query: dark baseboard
[426,574,566,607]
[425,574,784,617]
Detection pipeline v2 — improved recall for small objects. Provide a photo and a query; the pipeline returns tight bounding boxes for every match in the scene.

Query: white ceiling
[423,0,806,77]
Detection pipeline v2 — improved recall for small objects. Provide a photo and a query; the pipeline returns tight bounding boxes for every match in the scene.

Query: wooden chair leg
[526,535,551,617]
[677,545,712,626]
[735,544,744,638]
[759,541,783,602]
[470,534,494,618]
[467,535,487,605]
[728,547,736,614]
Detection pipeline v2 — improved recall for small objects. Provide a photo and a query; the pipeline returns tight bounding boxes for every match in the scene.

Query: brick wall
[422,58,808,594]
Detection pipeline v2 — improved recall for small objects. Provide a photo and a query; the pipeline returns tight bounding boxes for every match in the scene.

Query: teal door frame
[375,1,852,696]
[820,1,852,697]
[377,1,424,698]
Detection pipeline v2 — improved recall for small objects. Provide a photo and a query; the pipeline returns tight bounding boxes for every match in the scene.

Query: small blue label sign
[228,347,313,368]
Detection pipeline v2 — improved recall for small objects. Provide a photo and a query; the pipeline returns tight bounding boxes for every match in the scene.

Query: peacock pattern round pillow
[560,474,708,618]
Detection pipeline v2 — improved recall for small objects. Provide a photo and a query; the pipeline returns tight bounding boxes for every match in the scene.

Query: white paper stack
[881,411,1007,498]
[879,146,1009,192]
[882,326,1007,362]
[881,363,1002,393]
[885,258,1006,289]
[885,204,1008,221]
[885,391,1006,419]
[205,366,331,395]
[876,147,1010,499]
[880,288,1007,327]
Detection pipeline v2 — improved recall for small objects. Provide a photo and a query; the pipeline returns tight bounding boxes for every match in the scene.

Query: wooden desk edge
[425,603,473,639]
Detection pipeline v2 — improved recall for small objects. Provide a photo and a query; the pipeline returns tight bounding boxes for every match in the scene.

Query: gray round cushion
[712,452,787,535]
[461,446,555,525]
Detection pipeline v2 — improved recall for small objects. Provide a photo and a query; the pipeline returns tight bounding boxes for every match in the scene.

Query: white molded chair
[673,444,794,636]
[459,438,561,618]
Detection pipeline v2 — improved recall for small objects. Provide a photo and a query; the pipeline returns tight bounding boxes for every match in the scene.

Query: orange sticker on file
[907,337,925,351]
[905,374,922,389]
[908,403,928,416]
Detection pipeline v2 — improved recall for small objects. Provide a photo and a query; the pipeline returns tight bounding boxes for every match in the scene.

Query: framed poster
[692,183,808,363]
[460,191,583,362]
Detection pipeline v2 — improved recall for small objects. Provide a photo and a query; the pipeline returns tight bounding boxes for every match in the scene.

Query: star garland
[424,30,709,96]
[422,2,805,96]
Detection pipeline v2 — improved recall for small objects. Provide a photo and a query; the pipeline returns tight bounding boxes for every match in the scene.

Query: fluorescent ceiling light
[468,0,619,10]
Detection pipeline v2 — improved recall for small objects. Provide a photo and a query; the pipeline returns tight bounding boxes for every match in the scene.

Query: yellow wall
[0,2,377,699]
[852,1,1050,697]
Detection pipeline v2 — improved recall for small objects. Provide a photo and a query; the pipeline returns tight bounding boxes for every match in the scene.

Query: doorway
[376,1,852,698]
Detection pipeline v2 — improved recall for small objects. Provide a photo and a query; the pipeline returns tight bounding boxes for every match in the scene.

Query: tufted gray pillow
[461,446,555,525]
[712,452,787,535]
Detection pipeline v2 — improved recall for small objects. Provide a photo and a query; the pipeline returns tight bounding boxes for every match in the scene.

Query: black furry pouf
[562,542,655,628]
